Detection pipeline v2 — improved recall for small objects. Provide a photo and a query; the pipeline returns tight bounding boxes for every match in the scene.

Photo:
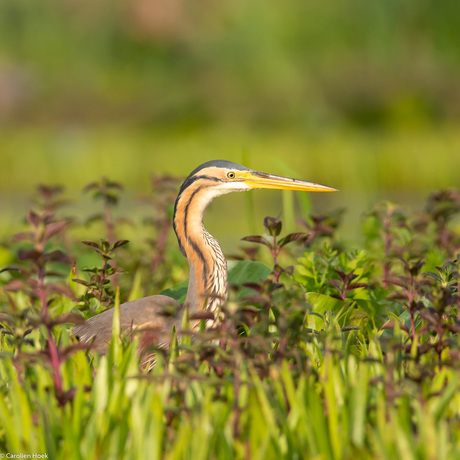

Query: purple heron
[73,160,337,356]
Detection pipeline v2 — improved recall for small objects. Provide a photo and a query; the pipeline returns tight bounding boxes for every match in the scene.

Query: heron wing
[73,295,182,354]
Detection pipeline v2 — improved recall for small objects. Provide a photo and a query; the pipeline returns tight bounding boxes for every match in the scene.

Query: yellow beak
[242,171,338,192]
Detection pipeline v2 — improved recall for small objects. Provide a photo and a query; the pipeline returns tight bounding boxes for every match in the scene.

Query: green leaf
[160,280,189,303]
[305,292,348,314]
[160,261,271,304]
[422,271,442,283]
[227,260,271,285]
[432,373,459,423]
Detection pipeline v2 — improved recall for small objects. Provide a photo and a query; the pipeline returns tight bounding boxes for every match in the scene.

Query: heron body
[74,160,337,356]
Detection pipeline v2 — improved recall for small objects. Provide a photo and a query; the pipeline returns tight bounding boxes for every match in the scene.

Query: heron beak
[242,171,338,192]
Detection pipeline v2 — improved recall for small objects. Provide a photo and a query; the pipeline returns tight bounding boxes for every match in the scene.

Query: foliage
[0,182,460,459]
[1,0,460,129]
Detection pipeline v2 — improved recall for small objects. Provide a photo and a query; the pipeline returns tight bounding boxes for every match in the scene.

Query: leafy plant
[73,238,129,315]
[1,182,460,458]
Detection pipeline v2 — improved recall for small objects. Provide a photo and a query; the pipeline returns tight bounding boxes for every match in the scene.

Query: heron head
[181,159,338,197]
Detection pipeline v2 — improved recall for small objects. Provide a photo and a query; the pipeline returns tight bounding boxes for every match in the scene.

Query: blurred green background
[1,0,459,242]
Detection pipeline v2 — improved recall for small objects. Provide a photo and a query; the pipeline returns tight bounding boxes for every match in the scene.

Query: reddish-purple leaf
[37,184,63,197]
[333,270,348,282]
[5,279,26,291]
[113,267,127,274]
[312,215,328,225]
[348,282,368,290]
[327,279,341,289]
[44,250,72,265]
[46,283,77,299]
[18,249,42,261]
[387,292,409,301]
[13,232,34,241]
[447,324,460,333]
[45,270,66,278]
[242,294,268,305]
[240,282,263,293]
[316,225,334,235]
[83,182,99,192]
[51,313,85,325]
[264,217,282,236]
[418,310,437,324]
[105,179,123,190]
[387,277,406,288]
[278,232,308,248]
[111,239,130,250]
[27,210,41,228]
[43,221,71,240]
[82,241,101,250]
[241,235,271,248]
[0,265,23,274]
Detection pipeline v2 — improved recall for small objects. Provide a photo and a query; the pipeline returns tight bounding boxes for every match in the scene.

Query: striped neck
[173,180,228,316]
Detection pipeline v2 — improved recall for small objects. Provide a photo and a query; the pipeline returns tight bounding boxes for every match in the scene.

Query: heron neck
[173,191,228,314]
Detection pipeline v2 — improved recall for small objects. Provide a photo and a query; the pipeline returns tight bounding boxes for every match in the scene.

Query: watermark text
[0,454,48,459]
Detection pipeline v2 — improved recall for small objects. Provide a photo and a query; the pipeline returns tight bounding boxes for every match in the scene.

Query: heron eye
[227,172,235,179]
